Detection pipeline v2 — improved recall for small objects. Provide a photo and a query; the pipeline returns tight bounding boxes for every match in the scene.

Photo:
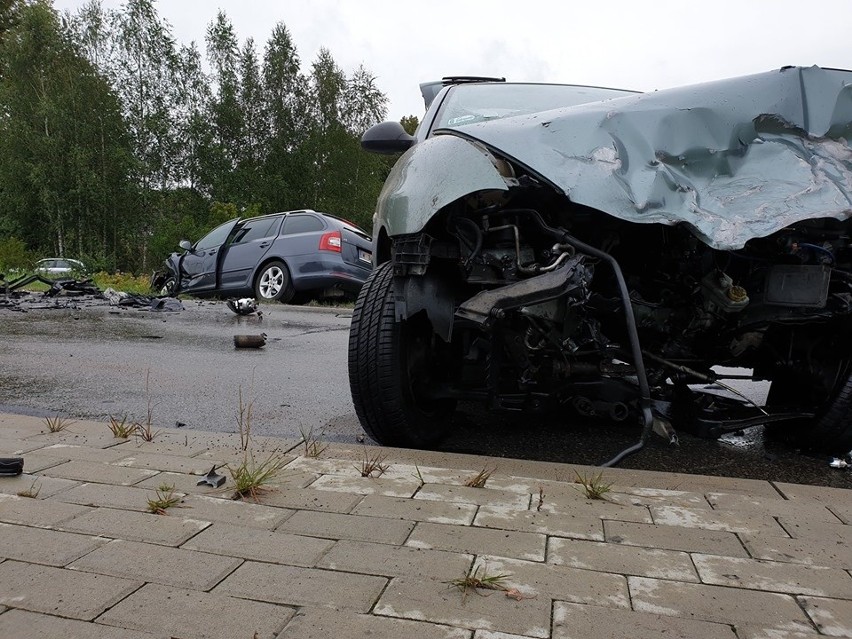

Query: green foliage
[400,115,419,135]
[0,236,33,271]
[0,2,389,273]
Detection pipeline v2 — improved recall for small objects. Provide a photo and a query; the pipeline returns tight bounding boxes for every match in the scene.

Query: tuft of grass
[447,564,511,602]
[108,414,136,438]
[147,483,181,515]
[135,420,160,442]
[464,467,495,488]
[228,451,289,501]
[574,470,613,500]
[299,427,327,459]
[17,479,40,498]
[356,449,389,478]
[413,464,425,488]
[236,383,254,451]
[43,415,74,433]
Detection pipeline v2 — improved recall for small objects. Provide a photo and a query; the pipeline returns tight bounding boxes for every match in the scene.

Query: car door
[180,218,239,293]
[219,216,283,290]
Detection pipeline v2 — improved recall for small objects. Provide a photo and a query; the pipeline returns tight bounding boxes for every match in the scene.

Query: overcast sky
[53,0,852,121]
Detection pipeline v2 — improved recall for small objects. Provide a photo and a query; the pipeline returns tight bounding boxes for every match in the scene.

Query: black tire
[254,260,294,303]
[766,336,852,452]
[348,262,456,447]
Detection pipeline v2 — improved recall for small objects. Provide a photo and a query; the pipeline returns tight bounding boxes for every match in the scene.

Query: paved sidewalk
[0,412,850,639]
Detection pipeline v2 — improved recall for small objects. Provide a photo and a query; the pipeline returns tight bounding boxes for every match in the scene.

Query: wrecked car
[151,210,372,303]
[348,66,852,460]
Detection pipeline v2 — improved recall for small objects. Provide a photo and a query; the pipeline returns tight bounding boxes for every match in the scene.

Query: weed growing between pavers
[448,564,511,603]
[236,382,255,452]
[464,467,495,488]
[356,449,389,478]
[574,469,613,500]
[17,479,40,498]
[147,483,182,514]
[108,414,136,438]
[43,415,74,433]
[535,485,545,511]
[228,451,289,501]
[299,427,327,459]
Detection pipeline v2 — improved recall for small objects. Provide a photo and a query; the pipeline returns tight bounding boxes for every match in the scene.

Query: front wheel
[765,331,852,452]
[348,263,456,447]
[255,260,294,303]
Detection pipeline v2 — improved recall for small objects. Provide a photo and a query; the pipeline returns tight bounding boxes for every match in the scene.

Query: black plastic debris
[0,457,24,476]
[227,298,262,319]
[197,465,226,488]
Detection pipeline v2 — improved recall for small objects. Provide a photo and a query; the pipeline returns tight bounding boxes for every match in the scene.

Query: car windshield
[434,83,637,130]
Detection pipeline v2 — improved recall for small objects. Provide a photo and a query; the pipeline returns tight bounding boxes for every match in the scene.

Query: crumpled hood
[438,66,852,250]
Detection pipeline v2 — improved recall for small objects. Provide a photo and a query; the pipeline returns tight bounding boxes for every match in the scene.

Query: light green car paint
[373,134,509,239]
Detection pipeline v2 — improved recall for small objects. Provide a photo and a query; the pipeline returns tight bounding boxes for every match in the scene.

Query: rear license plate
[358,249,372,264]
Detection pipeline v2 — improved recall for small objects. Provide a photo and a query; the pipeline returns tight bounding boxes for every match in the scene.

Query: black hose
[454,217,483,267]
[556,233,655,467]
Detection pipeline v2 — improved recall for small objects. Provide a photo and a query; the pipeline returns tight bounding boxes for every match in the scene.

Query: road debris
[227,298,262,317]
[197,465,226,488]
[234,334,267,348]
[0,457,24,476]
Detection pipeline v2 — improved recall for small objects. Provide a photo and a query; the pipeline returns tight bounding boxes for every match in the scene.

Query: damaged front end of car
[349,66,852,461]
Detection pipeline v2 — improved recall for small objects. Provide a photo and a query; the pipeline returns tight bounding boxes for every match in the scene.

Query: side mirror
[179,240,192,251]
[361,121,415,154]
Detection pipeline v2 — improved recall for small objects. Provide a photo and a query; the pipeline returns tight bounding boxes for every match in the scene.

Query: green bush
[0,237,34,272]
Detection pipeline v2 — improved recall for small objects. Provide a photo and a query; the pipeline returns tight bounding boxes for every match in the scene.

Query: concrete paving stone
[0,609,166,639]
[628,576,813,632]
[407,522,547,562]
[25,430,124,449]
[0,493,92,527]
[68,539,242,591]
[473,632,540,639]
[552,601,738,639]
[521,477,713,511]
[649,505,788,536]
[318,539,473,578]
[374,574,552,638]
[276,509,415,544]
[214,560,386,611]
[473,554,630,608]
[285,457,367,477]
[0,416,43,438]
[309,473,422,497]
[0,437,48,454]
[50,482,157,511]
[384,463,477,485]
[181,494,292,530]
[736,626,822,639]
[112,436,211,457]
[279,607,471,639]
[36,443,134,463]
[19,452,72,472]
[41,460,159,486]
[114,451,225,475]
[610,485,712,508]
[474,505,604,541]
[604,519,749,557]
[352,494,478,525]
[538,494,654,524]
[0,560,142,621]
[742,534,852,570]
[415,484,531,509]
[0,521,107,566]
[181,522,333,566]
[60,506,210,546]
[830,502,852,525]
[252,486,363,513]
[600,470,780,498]
[97,583,294,639]
[777,516,852,544]
[195,446,298,467]
[0,473,78,499]
[773,482,852,504]
[707,492,845,523]
[800,596,852,637]
[547,537,699,582]
[692,554,852,597]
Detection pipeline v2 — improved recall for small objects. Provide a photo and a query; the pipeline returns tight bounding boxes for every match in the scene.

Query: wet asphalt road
[1,294,850,489]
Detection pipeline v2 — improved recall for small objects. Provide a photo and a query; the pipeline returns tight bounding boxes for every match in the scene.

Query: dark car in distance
[152,210,372,303]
